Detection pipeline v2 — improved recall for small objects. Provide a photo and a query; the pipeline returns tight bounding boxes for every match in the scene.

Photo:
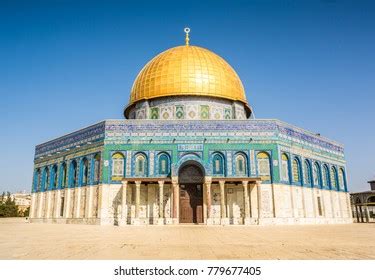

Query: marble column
[243,181,251,225]
[30,193,36,219]
[205,177,212,225]
[157,180,164,225]
[132,181,141,225]
[64,188,71,219]
[172,179,179,224]
[46,191,52,219]
[249,183,258,219]
[37,192,44,218]
[219,180,228,225]
[120,181,128,226]
[256,181,262,223]
[75,187,81,218]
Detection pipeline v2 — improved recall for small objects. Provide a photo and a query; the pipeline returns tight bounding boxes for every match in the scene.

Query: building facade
[351,180,375,223]
[29,30,352,226]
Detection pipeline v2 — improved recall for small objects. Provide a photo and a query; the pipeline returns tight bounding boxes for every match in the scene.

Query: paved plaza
[0,218,374,260]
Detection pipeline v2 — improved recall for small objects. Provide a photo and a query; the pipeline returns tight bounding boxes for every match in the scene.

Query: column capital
[256,180,262,187]
[121,180,128,188]
[135,180,141,187]
[171,176,178,185]
[242,181,249,187]
[219,180,225,187]
[158,180,165,187]
[204,176,212,184]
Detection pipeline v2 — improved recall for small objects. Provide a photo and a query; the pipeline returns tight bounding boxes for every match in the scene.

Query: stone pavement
[0,218,374,259]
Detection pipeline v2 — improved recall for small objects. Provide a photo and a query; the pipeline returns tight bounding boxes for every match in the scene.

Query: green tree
[0,192,19,217]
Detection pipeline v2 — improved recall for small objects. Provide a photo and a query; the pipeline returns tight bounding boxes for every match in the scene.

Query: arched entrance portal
[178,161,204,224]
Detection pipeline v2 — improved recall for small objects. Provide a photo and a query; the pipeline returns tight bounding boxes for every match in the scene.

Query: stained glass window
[303,160,311,186]
[313,163,320,186]
[322,165,329,187]
[70,161,78,188]
[281,154,289,182]
[112,153,124,177]
[61,163,67,188]
[52,165,58,188]
[82,159,89,185]
[159,154,169,175]
[292,159,300,183]
[135,154,147,176]
[257,152,271,181]
[94,154,101,183]
[339,168,345,190]
[213,153,224,175]
[331,167,338,189]
[236,154,247,176]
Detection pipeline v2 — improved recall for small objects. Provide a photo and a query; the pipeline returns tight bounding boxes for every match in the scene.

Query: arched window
[33,169,40,192]
[135,154,147,176]
[281,153,290,182]
[60,163,67,189]
[52,165,58,189]
[235,153,247,176]
[42,167,50,191]
[257,152,271,181]
[339,168,346,191]
[69,160,78,188]
[292,158,301,184]
[158,153,170,175]
[212,153,224,176]
[331,166,338,190]
[313,162,321,187]
[81,158,89,186]
[93,154,101,184]
[303,160,312,186]
[112,153,125,177]
[322,164,330,188]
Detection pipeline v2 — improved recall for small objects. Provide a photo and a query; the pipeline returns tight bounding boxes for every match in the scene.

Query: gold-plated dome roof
[125,44,250,117]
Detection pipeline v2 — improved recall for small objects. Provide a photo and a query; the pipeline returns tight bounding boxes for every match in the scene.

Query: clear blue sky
[0,0,374,193]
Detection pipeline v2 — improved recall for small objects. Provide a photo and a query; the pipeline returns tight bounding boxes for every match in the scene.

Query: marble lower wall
[29,183,352,226]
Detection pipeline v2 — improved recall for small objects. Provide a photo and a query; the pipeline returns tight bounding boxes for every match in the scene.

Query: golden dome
[125,44,250,117]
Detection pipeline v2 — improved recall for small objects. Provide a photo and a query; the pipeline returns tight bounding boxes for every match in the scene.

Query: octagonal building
[29,30,352,225]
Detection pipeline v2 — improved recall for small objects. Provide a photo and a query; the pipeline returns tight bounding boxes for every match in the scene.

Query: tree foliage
[0,191,20,217]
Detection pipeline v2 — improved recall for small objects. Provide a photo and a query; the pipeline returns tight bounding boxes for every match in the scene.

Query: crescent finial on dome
[184,27,190,46]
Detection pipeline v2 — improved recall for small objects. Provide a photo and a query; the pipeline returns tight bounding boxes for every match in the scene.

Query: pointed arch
[158,152,170,176]
[93,153,101,184]
[331,166,339,190]
[338,168,347,191]
[235,152,248,176]
[41,167,50,191]
[51,165,58,189]
[292,157,302,184]
[313,162,322,188]
[212,152,225,176]
[135,152,148,177]
[80,157,89,186]
[257,151,271,181]
[280,153,290,183]
[69,160,78,188]
[322,164,330,188]
[303,160,312,187]
[60,162,67,189]
[112,152,125,178]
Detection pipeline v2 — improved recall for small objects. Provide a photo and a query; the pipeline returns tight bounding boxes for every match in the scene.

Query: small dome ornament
[184,27,190,46]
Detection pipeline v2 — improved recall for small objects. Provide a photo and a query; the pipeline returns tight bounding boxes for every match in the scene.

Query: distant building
[351,180,375,223]
[0,192,31,215]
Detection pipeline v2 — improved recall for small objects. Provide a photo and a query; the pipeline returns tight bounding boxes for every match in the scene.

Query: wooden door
[179,184,203,223]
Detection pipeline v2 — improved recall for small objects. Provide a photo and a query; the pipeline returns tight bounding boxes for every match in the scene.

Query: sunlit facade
[29,30,352,225]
